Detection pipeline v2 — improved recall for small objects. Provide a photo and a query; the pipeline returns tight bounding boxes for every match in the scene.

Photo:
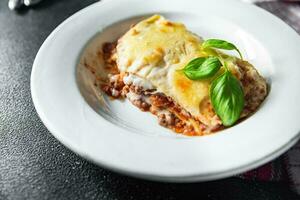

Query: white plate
[31,0,300,181]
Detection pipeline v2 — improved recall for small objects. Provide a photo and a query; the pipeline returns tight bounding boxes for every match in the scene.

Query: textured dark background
[1,0,300,199]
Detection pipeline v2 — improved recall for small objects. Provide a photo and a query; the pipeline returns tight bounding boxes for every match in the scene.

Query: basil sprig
[210,71,244,126]
[183,57,222,80]
[202,39,243,60]
[181,38,245,126]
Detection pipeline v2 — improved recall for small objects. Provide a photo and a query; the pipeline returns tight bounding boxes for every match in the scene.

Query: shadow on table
[96,171,299,200]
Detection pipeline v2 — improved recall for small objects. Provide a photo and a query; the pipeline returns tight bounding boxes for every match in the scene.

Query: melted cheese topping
[116,15,239,126]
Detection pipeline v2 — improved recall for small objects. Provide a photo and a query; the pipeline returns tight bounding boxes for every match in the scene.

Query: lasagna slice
[99,15,267,136]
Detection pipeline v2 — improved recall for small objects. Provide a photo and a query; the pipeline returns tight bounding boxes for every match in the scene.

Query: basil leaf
[202,39,243,60]
[183,57,222,80]
[210,71,244,126]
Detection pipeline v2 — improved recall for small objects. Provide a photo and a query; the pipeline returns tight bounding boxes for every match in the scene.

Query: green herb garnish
[202,39,243,60]
[183,57,222,80]
[210,70,244,126]
[181,38,245,126]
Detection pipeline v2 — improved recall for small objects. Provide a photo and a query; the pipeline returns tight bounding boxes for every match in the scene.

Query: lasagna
[97,15,267,136]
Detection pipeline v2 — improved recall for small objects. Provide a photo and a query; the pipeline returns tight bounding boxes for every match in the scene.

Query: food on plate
[95,15,267,136]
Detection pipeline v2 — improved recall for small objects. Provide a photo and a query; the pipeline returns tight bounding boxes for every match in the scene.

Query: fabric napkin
[239,142,300,194]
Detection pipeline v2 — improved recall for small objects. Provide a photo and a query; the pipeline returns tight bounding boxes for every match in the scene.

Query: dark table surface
[1,0,300,199]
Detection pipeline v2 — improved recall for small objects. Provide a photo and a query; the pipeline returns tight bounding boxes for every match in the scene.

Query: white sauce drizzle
[123,74,154,90]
